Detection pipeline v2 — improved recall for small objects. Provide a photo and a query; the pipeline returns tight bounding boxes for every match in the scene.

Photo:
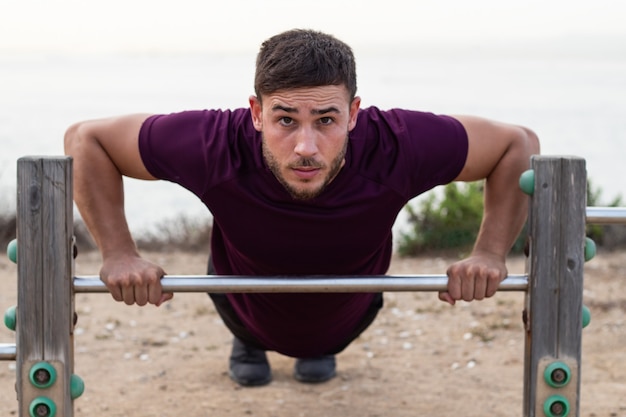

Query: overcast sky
[1,0,625,53]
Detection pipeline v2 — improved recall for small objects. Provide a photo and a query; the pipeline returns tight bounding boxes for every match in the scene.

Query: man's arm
[440,115,540,305]
[64,114,172,306]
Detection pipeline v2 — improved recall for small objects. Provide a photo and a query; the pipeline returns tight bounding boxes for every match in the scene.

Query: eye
[279,117,294,126]
[319,117,333,125]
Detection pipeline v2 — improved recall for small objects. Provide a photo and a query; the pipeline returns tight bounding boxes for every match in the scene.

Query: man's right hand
[100,254,173,306]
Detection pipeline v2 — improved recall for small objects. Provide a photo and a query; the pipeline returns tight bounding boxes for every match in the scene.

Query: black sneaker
[228,337,272,386]
[293,355,336,383]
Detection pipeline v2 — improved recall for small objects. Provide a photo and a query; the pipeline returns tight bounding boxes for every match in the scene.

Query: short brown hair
[254,29,357,102]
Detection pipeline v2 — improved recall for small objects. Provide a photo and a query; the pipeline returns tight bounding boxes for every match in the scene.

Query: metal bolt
[34,369,51,385]
[551,368,566,384]
[550,401,565,416]
[34,403,50,417]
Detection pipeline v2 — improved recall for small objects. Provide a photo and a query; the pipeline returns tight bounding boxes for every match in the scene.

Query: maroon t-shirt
[139,106,468,357]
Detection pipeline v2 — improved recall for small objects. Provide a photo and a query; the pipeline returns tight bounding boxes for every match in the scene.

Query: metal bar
[73,274,529,293]
[0,343,16,361]
[586,206,626,224]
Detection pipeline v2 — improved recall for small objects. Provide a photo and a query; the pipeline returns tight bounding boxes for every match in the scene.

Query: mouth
[291,167,322,180]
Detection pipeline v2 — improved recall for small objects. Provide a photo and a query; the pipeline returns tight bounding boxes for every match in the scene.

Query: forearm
[64,123,138,259]
[472,128,539,259]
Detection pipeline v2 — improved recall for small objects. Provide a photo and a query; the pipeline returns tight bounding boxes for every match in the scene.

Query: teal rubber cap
[519,169,535,195]
[70,374,85,399]
[584,237,596,262]
[544,361,571,388]
[582,305,591,328]
[29,362,57,389]
[7,239,17,264]
[543,394,570,417]
[29,396,56,417]
[4,305,16,331]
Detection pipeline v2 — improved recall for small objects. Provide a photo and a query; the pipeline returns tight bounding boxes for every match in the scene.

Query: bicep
[452,115,537,182]
[70,114,156,180]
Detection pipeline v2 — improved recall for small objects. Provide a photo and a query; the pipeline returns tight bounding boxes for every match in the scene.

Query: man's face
[250,85,361,200]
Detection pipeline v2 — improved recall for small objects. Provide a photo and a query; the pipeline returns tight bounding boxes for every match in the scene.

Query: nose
[294,127,319,157]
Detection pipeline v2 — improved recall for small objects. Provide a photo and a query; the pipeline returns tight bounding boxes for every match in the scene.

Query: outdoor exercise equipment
[2,155,625,416]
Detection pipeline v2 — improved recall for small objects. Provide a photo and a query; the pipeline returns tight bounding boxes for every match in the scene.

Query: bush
[397,177,625,257]
[134,214,212,253]
[397,181,485,256]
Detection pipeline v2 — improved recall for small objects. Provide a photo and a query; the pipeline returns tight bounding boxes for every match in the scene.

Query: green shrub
[397,177,624,257]
[397,181,485,256]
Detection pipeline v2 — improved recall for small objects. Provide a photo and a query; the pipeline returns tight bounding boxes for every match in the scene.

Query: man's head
[254,29,357,103]
[250,30,361,201]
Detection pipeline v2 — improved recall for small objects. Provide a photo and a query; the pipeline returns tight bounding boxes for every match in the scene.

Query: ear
[249,95,263,131]
[348,96,361,131]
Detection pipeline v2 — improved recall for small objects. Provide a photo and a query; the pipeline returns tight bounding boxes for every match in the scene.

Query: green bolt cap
[543,394,570,417]
[4,305,16,331]
[584,237,596,262]
[29,362,57,389]
[70,374,85,399]
[582,305,591,328]
[7,239,17,264]
[519,169,535,195]
[544,361,571,388]
[29,396,56,417]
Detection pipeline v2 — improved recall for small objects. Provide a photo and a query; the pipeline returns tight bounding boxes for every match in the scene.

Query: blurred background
[1,0,625,238]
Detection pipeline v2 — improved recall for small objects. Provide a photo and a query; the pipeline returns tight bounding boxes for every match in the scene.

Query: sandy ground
[0,250,624,417]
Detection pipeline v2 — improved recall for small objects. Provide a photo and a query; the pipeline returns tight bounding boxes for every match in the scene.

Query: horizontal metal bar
[0,343,16,361]
[586,206,626,224]
[74,274,529,293]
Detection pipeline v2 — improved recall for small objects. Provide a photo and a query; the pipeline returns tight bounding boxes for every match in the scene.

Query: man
[64,29,540,387]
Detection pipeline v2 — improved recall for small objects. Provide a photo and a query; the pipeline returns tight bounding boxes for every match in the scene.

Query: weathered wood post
[16,157,75,417]
[523,156,586,417]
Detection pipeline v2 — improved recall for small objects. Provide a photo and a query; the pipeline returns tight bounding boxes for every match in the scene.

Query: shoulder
[141,108,254,137]
[348,106,468,197]
[352,107,465,141]
[138,108,262,193]
[350,106,466,150]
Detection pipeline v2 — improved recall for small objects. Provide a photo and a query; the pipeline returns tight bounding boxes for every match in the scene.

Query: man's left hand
[439,252,508,305]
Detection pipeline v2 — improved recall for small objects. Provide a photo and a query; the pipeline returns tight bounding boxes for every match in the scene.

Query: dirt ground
[0,250,624,417]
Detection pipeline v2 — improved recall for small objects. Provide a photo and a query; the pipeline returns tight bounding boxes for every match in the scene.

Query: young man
[64,29,540,387]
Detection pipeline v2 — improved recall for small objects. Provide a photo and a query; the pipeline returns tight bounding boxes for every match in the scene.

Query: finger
[148,282,164,306]
[156,293,174,307]
[122,286,135,305]
[473,274,488,301]
[485,273,502,298]
[101,275,123,302]
[107,285,124,302]
[461,272,476,302]
[446,272,462,301]
[134,284,149,307]
[438,291,456,306]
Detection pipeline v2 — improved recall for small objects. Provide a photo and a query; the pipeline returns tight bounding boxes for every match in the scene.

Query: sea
[1,45,625,239]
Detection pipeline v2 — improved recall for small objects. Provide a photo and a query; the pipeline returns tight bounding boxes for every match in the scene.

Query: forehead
[262,85,351,111]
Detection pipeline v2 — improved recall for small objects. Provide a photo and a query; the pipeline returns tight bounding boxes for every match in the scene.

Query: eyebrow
[271,105,341,115]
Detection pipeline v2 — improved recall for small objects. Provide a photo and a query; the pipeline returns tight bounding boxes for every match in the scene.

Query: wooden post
[16,157,74,417]
[523,156,586,417]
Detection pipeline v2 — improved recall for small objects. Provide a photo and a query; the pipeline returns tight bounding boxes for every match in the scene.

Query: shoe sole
[228,369,272,387]
[293,369,337,383]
